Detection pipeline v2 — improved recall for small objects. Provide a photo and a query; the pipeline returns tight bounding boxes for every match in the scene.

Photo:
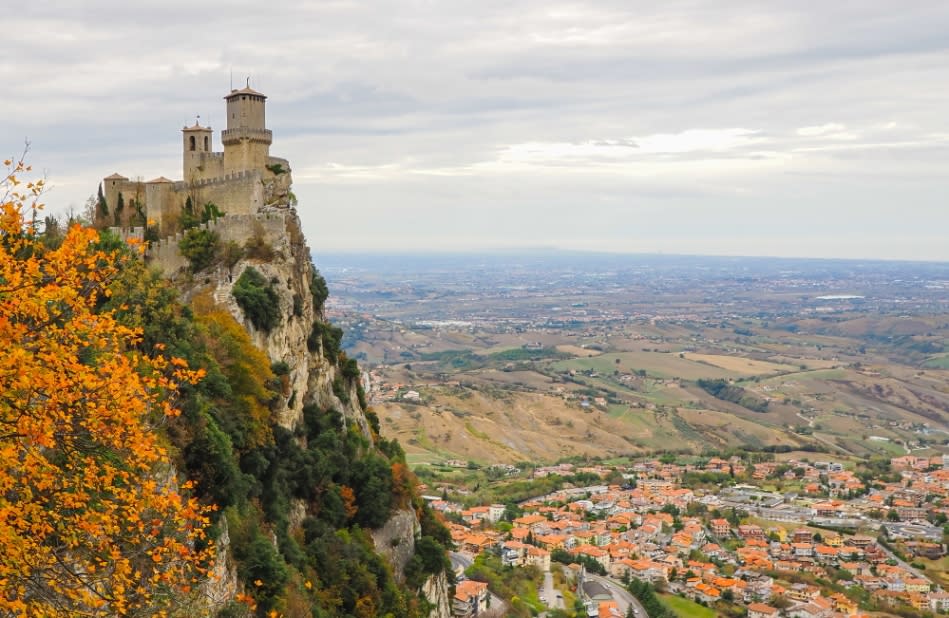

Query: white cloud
[796,123,846,137]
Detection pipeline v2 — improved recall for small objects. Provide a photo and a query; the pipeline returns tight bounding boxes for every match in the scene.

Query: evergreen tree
[96,182,108,218]
[114,191,125,226]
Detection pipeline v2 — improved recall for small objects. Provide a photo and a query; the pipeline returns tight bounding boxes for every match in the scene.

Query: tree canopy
[0,157,211,616]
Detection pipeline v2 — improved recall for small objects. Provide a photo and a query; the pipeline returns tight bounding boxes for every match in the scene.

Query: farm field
[683,353,799,375]
[551,351,740,380]
[324,252,949,465]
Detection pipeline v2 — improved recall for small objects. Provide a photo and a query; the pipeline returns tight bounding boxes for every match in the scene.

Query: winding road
[585,573,649,617]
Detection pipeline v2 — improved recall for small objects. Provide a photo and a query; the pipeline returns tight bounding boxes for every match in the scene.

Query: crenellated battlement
[222,128,272,145]
[174,168,261,191]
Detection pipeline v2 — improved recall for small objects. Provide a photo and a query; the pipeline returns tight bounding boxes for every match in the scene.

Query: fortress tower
[222,85,272,173]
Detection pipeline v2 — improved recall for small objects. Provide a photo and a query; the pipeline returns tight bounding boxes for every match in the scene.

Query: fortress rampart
[148,212,292,277]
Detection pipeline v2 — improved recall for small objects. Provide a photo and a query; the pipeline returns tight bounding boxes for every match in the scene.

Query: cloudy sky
[5,1,949,260]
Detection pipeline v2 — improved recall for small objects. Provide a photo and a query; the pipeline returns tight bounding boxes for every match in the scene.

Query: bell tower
[222,81,272,172]
[182,119,213,181]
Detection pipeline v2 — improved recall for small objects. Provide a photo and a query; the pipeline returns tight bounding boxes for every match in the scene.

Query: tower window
[189,135,196,151]
[204,136,209,150]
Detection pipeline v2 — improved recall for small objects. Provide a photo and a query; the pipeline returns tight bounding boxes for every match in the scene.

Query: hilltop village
[429,453,949,618]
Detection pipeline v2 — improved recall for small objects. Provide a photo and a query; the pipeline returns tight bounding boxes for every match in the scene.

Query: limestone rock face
[370,509,452,618]
[203,517,239,612]
[371,508,421,582]
[422,572,453,618]
[179,209,365,431]
[166,206,443,615]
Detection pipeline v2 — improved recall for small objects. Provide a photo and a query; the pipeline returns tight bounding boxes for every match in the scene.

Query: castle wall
[149,231,190,275]
[185,151,226,184]
[188,170,263,217]
[143,170,263,236]
[145,182,173,231]
[208,212,289,248]
[147,211,291,278]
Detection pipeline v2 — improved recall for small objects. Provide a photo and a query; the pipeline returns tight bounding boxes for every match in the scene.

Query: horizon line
[311,247,949,265]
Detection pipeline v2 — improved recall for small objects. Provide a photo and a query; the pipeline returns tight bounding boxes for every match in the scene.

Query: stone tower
[182,120,213,182]
[222,84,272,173]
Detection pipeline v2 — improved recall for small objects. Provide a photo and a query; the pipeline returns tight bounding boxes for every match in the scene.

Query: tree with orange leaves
[0,155,212,616]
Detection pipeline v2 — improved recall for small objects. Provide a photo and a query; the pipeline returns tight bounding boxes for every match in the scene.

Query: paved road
[586,573,649,617]
[876,541,928,580]
[450,551,472,576]
[542,569,565,610]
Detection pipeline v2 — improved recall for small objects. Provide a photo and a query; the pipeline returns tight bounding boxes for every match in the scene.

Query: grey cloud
[4,0,949,259]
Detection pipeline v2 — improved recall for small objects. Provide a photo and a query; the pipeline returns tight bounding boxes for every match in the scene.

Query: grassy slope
[660,594,719,618]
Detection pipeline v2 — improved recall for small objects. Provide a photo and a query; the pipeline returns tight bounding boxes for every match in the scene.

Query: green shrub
[310,268,329,311]
[233,267,281,332]
[332,376,350,405]
[341,357,360,380]
[308,320,343,358]
[181,199,224,230]
[179,227,219,272]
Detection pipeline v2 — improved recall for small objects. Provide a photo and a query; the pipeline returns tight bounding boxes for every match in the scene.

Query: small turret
[182,119,213,181]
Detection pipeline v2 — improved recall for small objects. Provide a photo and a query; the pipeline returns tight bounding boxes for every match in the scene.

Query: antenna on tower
[246,76,251,89]
[229,68,233,91]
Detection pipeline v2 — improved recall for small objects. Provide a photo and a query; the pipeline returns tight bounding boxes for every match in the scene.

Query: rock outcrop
[422,572,453,618]
[160,203,447,615]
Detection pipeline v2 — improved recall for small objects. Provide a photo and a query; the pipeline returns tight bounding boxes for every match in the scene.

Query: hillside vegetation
[1,158,450,616]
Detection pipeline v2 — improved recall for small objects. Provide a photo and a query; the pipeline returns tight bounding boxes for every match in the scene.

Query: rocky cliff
[161,202,450,616]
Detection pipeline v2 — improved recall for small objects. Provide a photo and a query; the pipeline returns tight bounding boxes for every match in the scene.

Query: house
[814,544,839,564]
[792,542,814,557]
[786,583,821,602]
[461,533,495,554]
[787,600,832,618]
[748,602,780,618]
[513,514,547,529]
[453,580,489,617]
[526,546,551,571]
[488,504,506,523]
[738,524,765,539]
[929,591,949,613]
[905,578,931,594]
[597,600,623,618]
[501,540,529,567]
[829,592,858,614]
[572,544,611,570]
[710,518,731,537]
[693,582,721,604]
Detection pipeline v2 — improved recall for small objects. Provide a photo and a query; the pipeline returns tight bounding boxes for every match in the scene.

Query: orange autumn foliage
[339,485,358,519]
[391,462,415,508]
[0,157,212,616]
